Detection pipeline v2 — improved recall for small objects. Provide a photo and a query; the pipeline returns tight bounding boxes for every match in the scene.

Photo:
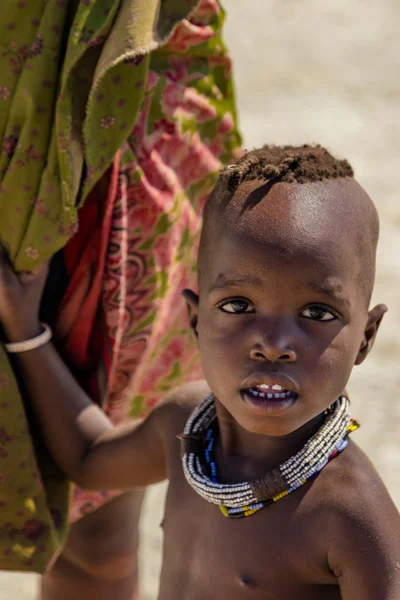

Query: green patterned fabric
[0,0,224,573]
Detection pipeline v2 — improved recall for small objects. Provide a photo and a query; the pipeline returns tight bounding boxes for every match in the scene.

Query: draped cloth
[0,0,241,572]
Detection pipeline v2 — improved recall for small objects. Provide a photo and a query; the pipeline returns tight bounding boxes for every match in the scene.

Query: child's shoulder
[320,440,391,500]
[311,439,395,519]
[307,440,400,577]
[149,379,211,436]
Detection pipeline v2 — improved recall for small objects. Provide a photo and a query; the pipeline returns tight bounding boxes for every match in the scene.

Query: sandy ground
[1,0,399,597]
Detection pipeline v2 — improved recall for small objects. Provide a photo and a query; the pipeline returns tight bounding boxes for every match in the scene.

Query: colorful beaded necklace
[180,394,359,519]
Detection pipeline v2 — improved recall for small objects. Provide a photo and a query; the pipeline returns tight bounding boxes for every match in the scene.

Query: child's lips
[240,373,299,415]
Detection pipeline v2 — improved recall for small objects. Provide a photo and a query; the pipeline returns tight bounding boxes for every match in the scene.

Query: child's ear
[182,289,199,339]
[355,303,388,365]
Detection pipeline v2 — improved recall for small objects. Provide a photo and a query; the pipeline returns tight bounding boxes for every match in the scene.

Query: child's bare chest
[158,475,339,600]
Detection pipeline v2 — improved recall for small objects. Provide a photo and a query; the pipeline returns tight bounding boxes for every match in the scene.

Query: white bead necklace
[180,394,359,518]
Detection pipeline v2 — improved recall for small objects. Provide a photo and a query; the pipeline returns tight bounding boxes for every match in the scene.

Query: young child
[1,145,399,599]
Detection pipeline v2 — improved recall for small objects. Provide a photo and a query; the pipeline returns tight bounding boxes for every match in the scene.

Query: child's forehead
[201,176,379,303]
[218,177,376,254]
[210,224,355,290]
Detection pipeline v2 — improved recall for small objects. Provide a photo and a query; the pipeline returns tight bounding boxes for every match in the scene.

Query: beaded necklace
[180,394,359,519]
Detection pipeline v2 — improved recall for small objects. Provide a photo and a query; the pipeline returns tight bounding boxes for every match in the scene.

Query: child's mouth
[241,384,299,415]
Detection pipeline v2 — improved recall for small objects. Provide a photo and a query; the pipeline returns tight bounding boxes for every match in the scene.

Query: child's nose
[249,322,297,363]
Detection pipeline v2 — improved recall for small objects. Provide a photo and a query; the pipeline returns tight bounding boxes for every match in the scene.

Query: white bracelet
[4,323,52,353]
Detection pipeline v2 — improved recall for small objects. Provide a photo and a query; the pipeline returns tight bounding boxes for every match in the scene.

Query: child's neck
[214,401,325,483]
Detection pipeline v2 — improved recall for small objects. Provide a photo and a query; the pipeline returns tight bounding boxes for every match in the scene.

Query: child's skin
[1,176,400,599]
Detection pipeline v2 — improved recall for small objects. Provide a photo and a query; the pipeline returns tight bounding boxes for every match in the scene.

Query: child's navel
[237,574,257,589]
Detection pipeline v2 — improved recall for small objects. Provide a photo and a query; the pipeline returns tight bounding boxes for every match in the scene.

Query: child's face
[185,178,386,436]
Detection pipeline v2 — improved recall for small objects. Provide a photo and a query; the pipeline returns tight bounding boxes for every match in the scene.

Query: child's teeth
[257,384,286,391]
[248,387,293,400]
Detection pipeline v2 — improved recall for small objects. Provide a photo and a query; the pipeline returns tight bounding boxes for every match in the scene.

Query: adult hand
[0,245,49,342]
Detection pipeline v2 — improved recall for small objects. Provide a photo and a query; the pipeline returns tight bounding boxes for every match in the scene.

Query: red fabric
[55,152,121,401]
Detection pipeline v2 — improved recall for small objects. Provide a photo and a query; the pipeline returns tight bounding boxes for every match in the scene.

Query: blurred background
[1,0,399,597]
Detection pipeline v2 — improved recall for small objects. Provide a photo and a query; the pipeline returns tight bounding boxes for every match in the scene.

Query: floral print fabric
[0,0,240,572]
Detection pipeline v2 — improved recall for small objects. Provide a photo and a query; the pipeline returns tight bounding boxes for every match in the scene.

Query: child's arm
[328,469,400,599]
[0,248,167,490]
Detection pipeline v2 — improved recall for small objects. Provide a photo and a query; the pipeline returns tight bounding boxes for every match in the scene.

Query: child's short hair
[219,144,354,193]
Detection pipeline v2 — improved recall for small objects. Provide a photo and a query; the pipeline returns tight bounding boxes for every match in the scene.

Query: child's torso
[157,422,341,600]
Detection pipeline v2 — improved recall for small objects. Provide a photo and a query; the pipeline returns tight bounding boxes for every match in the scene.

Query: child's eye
[219,300,254,314]
[301,306,336,321]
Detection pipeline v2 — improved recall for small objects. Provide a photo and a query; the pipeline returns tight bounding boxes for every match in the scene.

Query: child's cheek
[316,336,356,396]
[198,318,243,376]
